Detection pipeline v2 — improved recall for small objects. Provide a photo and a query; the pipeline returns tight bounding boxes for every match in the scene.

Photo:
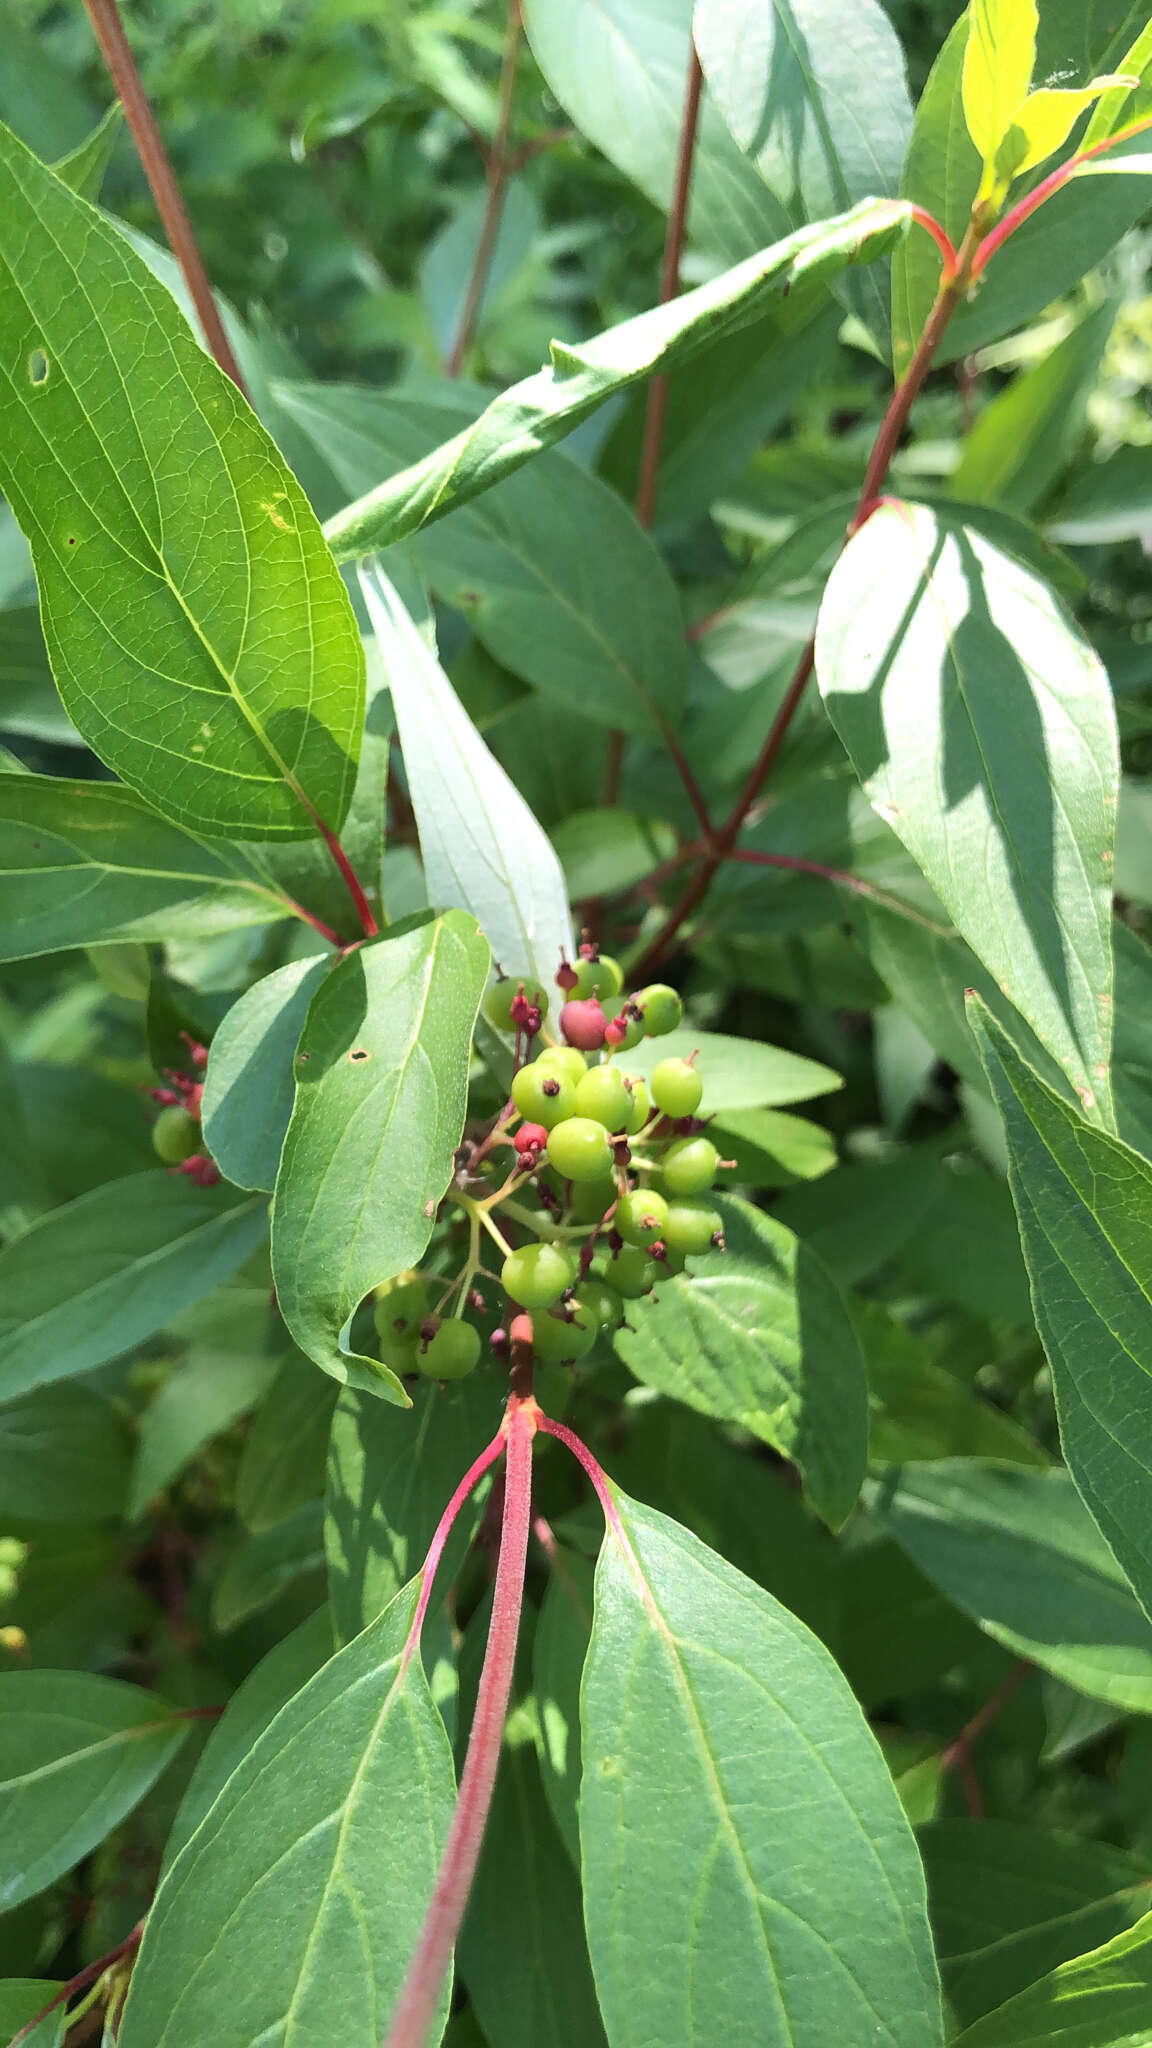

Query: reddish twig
[972,110,1152,279]
[280,895,343,950]
[313,819,379,938]
[8,1922,144,2048]
[384,1393,537,2048]
[908,204,958,282]
[445,0,523,377]
[81,0,247,396]
[939,1661,1032,1819]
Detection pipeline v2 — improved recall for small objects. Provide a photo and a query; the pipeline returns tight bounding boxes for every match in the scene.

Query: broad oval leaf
[0,1670,188,1911]
[580,1488,944,2047]
[816,501,1117,1120]
[202,956,329,1192]
[322,198,911,560]
[0,776,293,962]
[973,1001,1152,1620]
[326,1377,500,1642]
[359,564,573,992]
[280,382,687,737]
[614,1196,868,1528]
[0,1174,268,1403]
[951,1909,1152,2048]
[236,1351,337,1534]
[0,121,364,840]
[271,912,490,1401]
[0,1385,133,1523]
[615,1027,842,1110]
[118,1579,456,2048]
[874,1461,1152,1712]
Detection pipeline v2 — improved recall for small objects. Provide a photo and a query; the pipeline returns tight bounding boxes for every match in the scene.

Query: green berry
[501,1240,577,1310]
[616,1188,670,1249]
[663,1198,723,1256]
[547,1117,615,1184]
[483,977,549,1031]
[579,1279,625,1332]
[511,1059,578,1130]
[635,983,683,1036]
[373,1271,430,1343]
[605,1244,657,1299]
[650,1057,703,1118]
[564,957,601,1000]
[595,955,624,1000]
[152,1105,201,1164]
[661,1136,719,1195]
[606,1008,646,1051]
[418,1320,481,1380]
[573,1064,632,1132]
[537,1046,588,1088]
[624,1077,650,1136]
[657,1245,688,1276]
[569,1174,618,1222]
[531,1293,597,1362]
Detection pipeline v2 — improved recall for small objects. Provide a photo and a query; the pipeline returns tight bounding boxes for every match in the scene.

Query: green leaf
[0,1385,133,1523]
[873,1461,1152,1712]
[0,1670,188,1910]
[0,120,364,840]
[614,1196,868,1528]
[14,1062,155,1202]
[693,0,912,336]
[235,1350,336,1533]
[579,1488,944,2047]
[533,1548,595,1864]
[0,1979,66,2048]
[856,1301,1047,1466]
[947,300,1117,513]
[326,1376,500,1643]
[51,102,122,200]
[271,913,490,1401]
[278,381,687,736]
[118,1580,456,2048]
[615,1027,842,1110]
[551,809,677,898]
[951,1910,1152,2047]
[201,957,329,1193]
[995,77,1136,185]
[457,1737,607,2047]
[961,0,1037,175]
[322,198,912,561]
[816,501,1118,1120]
[921,1820,1152,2026]
[521,0,788,262]
[709,1105,837,1187]
[972,1000,1152,1619]
[127,1292,280,1519]
[164,1609,334,1869]
[358,565,572,992]
[212,1503,326,1631]
[0,776,294,963]
[0,1174,268,1403]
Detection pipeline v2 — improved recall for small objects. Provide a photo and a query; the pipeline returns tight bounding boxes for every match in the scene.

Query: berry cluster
[148,1034,219,1186]
[374,946,727,1384]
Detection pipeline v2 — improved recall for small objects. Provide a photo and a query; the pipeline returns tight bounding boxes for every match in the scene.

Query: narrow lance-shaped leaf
[951,1910,1152,2048]
[0,776,295,962]
[322,198,911,560]
[271,912,490,1403]
[580,1486,944,2048]
[201,956,330,1193]
[816,501,1117,1122]
[359,563,573,992]
[961,0,1037,179]
[0,119,364,840]
[972,999,1152,1620]
[117,1578,457,2048]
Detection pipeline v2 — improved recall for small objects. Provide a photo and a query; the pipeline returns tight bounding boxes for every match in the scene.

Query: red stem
[280,895,343,949]
[536,1413,620,1531]
[972,109,1152,279]
[939,1661,1032,1819]
[315,819,379,938]
[402,1430,507,1665]
[81,0,247,396]
[7,1922,144,2048]
[908,205,958,282]
[384,1395,537,2048]
[445,0,523,377]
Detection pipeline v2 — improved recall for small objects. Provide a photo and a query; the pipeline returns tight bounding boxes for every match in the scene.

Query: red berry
[556,957,579,992]
[515,1120,549,1165]
[560,997,607,1050]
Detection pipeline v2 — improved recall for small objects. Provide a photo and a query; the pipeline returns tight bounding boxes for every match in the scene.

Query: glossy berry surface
[373,1271,430,1345]
[579,1279,625,1332]
[418,1319,481,1380]
[152,1105,201,1164]
[531,1294,597,1362]
[593,955,624,999]
[573,1064,633,1132]
[537,1046,587,1088]
[605,1244,657,1298]
[616,1188,670,1248]
[624,1077,650,1135]
[650,1057,704,1118]
[546,1116,615,1183]
[483,977,548,1032]
[501,1240,577,1310]
[605,1007,645,1051]
[661,1136,719,1194]
[511,1060,577,1129]
[560,998,607,1051]
[635,983,683,1036]
[663,1198,723,1255]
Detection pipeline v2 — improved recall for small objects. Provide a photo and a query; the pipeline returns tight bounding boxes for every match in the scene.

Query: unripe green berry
[512,1059,577,1130]
[579,1279,625,1332]
[635,983,683,1036]
[152,1105,201,1164]
[531,1292,598,1362]
[624,1077,650,1135]
[663,1198,723,1256]
[661,1136,719,1195]
[573,1064,632,1132]
[483,976,549,1031]
[616,1188,670,1249]
[605,1244,657,1299]
[650,1057,703,1118]
[373,1271,430,1346]
[546,1117,615,1184]
[595,955,624,1000]
[501,1240,577,1310]
[569,1174,618,1222]
[537,1045,588,1088]
[605,1008,645,1051]
[418,1319,481,1380]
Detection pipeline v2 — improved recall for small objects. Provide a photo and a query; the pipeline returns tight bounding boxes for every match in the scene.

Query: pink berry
[515,1120,549,1165]
[560,997,607,1050]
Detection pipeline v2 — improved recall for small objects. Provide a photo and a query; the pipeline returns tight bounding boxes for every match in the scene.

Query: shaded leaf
[0,1979,66,2048]
[533,1549,594,1864]
[236,1351,337,1533]
[212,1504,326,1632]
[948,300,1117,513]
[201,956,329,1193]
[0,1386,133,1523]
